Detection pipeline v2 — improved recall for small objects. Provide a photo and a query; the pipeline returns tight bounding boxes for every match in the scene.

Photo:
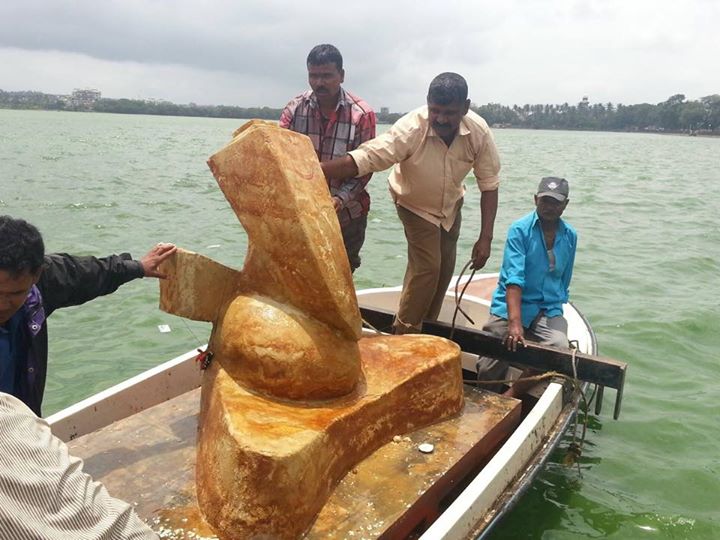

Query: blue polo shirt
[0,311,25,394]
[490,210,577,327]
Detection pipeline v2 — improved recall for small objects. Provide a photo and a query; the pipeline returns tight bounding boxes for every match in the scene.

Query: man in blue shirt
[478,177,576,395]
[483,176,577,351]
[485,177,577,351]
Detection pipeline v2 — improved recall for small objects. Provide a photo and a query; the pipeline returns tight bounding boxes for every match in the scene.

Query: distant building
[377,106,402,124]
[68,88,101,108]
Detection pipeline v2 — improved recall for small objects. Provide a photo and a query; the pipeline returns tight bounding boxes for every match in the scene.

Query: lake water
[1,109,719,539]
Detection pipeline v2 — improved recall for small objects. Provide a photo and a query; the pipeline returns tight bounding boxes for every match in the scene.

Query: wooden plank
[67,386,521,539]
[360,305,627,391]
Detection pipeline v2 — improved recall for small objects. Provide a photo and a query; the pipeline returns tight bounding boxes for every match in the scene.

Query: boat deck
[67,384,520,539]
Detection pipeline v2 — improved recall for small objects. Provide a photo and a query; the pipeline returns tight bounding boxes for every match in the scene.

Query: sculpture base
[196,334,464,540]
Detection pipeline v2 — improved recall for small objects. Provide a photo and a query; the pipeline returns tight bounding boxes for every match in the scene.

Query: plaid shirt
[280,88,376,226]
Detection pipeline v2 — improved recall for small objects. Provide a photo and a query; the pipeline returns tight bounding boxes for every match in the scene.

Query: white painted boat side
[420,382,565,540]
[47,347,205,442]
[453,272,497,287]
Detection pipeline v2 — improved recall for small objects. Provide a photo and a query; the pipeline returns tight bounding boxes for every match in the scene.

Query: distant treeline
[1,89,718,134]
[471,94,720,134]
[94,99,405,124]
[0,89,404,125]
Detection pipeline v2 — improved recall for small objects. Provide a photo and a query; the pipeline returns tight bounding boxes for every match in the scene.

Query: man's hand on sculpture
[141,243,177,278]
[470,236,492,269]
[332,197,342,212]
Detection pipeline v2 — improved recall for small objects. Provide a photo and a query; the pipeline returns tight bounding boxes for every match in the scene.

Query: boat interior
[62,275,598,540]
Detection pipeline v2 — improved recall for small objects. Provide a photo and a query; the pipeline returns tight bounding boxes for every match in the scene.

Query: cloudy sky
[1,0,718,112]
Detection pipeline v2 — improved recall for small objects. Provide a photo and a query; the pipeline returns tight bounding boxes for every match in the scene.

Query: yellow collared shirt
[349,106,501,230]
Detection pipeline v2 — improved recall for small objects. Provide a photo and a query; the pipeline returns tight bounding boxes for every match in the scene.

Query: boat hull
[50,274,598,539]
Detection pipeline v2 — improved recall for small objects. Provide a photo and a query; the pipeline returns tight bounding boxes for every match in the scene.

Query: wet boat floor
[67,385,520,539]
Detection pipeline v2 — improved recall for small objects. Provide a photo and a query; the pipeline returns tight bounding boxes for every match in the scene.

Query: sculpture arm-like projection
[159,249,241,323]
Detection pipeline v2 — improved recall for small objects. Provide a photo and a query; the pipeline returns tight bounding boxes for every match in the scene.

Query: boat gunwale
[457,300,599,539]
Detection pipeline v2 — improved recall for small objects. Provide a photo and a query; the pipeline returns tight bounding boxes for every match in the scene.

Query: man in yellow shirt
[321,72,501,333]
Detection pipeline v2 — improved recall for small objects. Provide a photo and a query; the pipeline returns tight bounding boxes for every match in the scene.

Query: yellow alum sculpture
[159,120,464,539]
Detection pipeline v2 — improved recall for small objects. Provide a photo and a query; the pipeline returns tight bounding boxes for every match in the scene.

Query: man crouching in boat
[479,177,577,395]
[0,215,176,416]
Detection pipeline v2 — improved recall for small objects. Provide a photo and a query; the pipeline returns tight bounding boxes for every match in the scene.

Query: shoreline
[2,106,719,138]
[490,124,720,138]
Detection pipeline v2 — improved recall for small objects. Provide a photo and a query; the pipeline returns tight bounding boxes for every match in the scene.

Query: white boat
[48,273,624,540]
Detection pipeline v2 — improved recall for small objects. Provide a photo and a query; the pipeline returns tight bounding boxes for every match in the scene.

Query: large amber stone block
[207,120,362,342]
[216,293,361,400]
[196,335,463,540]
[159,122,467,539]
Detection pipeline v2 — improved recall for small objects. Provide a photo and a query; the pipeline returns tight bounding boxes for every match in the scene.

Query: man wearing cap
[484,177,576,351]
[476,177,576,396]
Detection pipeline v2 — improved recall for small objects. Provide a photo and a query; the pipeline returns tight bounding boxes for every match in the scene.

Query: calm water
[1,109,719,539]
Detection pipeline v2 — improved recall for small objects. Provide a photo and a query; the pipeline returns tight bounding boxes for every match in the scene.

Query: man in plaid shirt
[280,44,376,272]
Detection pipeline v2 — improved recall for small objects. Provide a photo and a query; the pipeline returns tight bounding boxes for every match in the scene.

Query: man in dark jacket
[0,215,176,416]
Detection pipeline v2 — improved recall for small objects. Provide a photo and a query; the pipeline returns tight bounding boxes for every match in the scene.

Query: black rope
[449,260,477,340]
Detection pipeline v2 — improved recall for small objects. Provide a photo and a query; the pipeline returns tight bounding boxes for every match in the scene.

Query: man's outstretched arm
[39,243,176,315]
[471,188,498,269]
[321,155,359,181]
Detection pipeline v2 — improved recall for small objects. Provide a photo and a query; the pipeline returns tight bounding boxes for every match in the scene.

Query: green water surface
[1,109,718,539]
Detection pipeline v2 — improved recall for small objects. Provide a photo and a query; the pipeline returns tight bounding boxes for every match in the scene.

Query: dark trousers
[393,205,462,334]
[341,214,368,273]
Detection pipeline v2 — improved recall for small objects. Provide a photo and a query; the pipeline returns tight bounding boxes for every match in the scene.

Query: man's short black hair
[427,72,469,105]
[0,216,45,276]
[307,44,343,71]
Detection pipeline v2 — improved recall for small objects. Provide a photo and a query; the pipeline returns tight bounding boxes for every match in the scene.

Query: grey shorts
[483,313,569,348]
[476,312,569,391]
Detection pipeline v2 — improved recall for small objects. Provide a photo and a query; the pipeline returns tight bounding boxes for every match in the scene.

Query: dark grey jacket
[15,253,144,416]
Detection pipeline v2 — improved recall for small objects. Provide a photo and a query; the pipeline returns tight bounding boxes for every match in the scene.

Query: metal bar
[613,369,626,420]
[594,385,605,415]
[360,305,627,417]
